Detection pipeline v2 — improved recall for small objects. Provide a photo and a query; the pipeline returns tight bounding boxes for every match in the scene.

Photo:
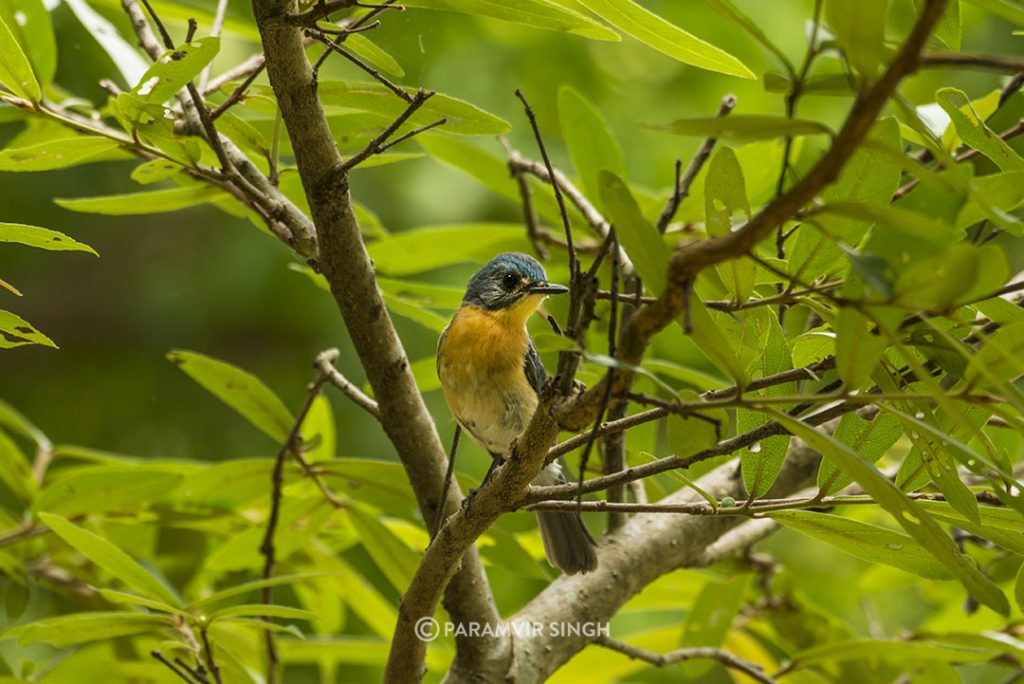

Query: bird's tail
[533,463,598,575]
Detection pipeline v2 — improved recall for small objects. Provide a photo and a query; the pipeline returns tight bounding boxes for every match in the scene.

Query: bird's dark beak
[529,282,569,295]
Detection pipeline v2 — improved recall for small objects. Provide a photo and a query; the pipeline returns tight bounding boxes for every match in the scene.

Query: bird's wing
[523,338,547,395]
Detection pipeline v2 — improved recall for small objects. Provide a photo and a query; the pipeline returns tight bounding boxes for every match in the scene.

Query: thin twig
[200,628,224,684]
[259,369,330,684]
[516,89,577,279]
[339,90,434,170]
[314,348,380,418]
[311,1,398,82]
[309,30,412,101]
[151,651,203,684]
[656,94,736,234]
[594,636,779,684]
[432,425,461,539]
[210,66,264,120]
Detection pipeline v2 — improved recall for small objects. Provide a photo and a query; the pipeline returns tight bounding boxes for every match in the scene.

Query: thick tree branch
[555,0,948,432]
[501,436,824,681]
[251,1,502,677]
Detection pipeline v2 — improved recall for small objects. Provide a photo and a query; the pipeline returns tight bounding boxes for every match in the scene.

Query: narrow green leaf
[189,574,340,610]
[937,87,1024,171]
[1015,563,1024,613]
[578,0,754,78]
[655,115,831,140]
[131,38,220,104]
[891,243,979,310]
[210,604,316,622]
[39,513,183,608]
[97,589,186,616]
[318,81,509,136]
[167,350,295,443]
[818,202,957,242]
[344,33,404,77]
[347,504,420,593]
[130,159,182,185]
[786,638,997,672]
[963,0,1024,27]
[679,575,751,676]
[0,223,97,255]
[0,137,122,171]
[770,511,953,579]
[966,319,1024,389]
[686,299,748,383]
[55,186,229,216]
[835,308,886,390]
[598,170,669,294]
[0,310,55,349]
[33,466,183,517]
[827,0,887,77]
[558,84,625,203]
[703,0,793,71]
[818,411,901,495]
[766,409,1010,616]
[0,0,55,88]
[367,224,529,276]
[0,13,38,101]
[5,611,172,648]
[401,0,620,41]
[705,146,754,302]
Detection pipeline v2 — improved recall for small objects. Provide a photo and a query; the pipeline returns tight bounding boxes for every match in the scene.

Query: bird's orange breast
[437,303,538,455]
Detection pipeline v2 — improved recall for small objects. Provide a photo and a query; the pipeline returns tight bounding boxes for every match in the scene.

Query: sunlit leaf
[577,0,754,78]
[0,13,38,101]
[0,309,54,349]
[55,186,229,215]
[655,115,831,140]
[598,170,668,294]
[167,350,295,443]
[0,223,97,255]
[402,0,620,41]
[4,611,172,648]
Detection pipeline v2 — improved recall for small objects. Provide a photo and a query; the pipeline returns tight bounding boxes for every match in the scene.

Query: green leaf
[817,202,957,243]
[401,0,620,41]
[317,459,419,519]
[765,409,1010,616]
[666,395,722,458]
[317,81,509,136]
[0,428,32,501]
[704,146,754,302]
[0,310,55,349]
[0,137,122,171]
[0,397,50,452]
[577,0,753,78]
[39,513,183,608]
[738,310,792,498]
[770,511,953,579]
[129,159,182,185]
[367,224,529,276]
[167,350,295,443]
[0,223,97,255]
[827,0,887,77]
[890,242,979,310]
[344,33,404,77]
[63,0,148,85]
[189,574,341,610]
[209,604,316,622]
[558,84,625,203]
[347,504,420,593]
[97,588,185,616]
[130,38,220,104]
[4,611,172,648]
[702,0,793,71]
[598,170,669,294]
[686,299,748,383]
[923,0,961,49]
[55,186,229,216]
[33,466,183,517]
[963,0,1024,27]
[835,308,886,389]
[965,319,1024,389]
[936,87,1024,171]
[382,291,450,333]
[0,0,55,88]
[655,115,831,140]
[785,638,998,672]
[818,411,901,495]
[0,13,38,101]
[1015,563,1024,613]
[679,575,750,676]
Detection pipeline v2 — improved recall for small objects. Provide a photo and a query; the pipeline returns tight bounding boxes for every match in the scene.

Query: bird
[437,252,598,575]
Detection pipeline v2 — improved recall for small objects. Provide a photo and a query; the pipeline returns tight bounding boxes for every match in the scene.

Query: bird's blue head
[463,252,568,312]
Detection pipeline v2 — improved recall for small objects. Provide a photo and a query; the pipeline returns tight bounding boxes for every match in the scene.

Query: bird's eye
[501,273,518,290]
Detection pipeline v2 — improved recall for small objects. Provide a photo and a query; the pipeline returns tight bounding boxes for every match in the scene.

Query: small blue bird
[437,252,598,575]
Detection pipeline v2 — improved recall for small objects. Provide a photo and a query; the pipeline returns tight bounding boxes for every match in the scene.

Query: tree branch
[252,2,503,678]
[594,636,779,684]
[555,0,948,433]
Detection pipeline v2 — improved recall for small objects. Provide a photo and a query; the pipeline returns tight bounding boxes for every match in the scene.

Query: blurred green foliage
[2,0,1024,682]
